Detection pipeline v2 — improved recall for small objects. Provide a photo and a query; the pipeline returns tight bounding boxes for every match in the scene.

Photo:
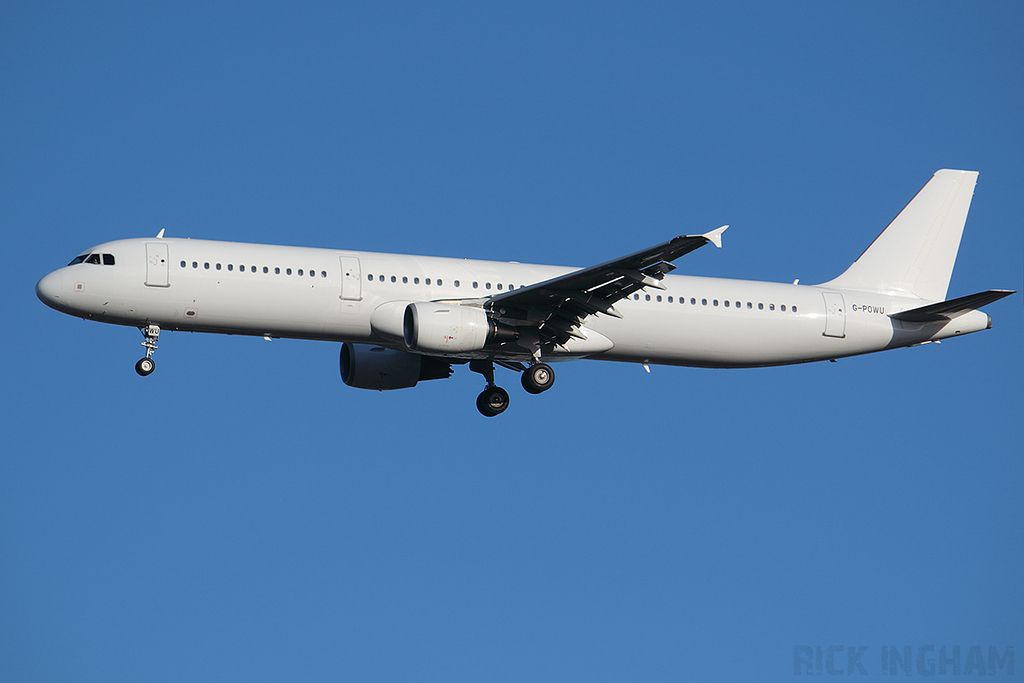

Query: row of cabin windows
[180,260,327,278]
[365,273,518,291]
[632,292,798,313]
[69,253,115,266]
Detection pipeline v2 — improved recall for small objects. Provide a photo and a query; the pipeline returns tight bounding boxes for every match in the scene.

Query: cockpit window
[68,252,115,266]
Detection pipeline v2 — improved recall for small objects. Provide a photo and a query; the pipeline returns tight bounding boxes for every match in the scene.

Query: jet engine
[340,343,452,390]
[403,302,517,354]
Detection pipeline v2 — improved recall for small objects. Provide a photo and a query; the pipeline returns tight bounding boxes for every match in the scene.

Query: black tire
[521,363,555,394]
[476,386,510,417]
[135,357,155,376]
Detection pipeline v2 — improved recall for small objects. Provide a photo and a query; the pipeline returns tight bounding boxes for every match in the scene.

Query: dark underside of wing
[486,229,726,347]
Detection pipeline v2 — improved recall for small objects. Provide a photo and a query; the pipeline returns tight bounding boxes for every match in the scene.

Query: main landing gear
[521,362,555,394]
[470,359,555,417]
[135,324,160,376]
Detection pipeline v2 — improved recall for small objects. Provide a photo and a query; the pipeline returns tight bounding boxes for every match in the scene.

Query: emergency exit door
[339,256,362,301]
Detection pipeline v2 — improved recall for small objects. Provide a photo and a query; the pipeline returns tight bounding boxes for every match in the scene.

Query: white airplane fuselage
[35,236,989,369]
[35,171,1012,416]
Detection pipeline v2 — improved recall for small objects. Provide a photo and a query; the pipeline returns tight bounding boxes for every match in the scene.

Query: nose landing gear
[135,324,160,376]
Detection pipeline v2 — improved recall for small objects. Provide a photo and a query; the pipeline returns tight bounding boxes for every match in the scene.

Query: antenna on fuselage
[156,228,166,238]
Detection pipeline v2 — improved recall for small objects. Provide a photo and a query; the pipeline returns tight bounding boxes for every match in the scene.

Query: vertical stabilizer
[823,169,978,301]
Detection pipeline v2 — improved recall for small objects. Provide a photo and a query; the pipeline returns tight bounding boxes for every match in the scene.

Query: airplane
[36,169,1014,416]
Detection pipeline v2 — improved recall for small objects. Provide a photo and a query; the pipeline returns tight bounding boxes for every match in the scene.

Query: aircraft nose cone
[36,270,64,309]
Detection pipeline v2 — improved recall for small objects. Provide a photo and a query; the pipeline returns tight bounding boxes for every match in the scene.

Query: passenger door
[145,243,169,287]
[822,291,846,338]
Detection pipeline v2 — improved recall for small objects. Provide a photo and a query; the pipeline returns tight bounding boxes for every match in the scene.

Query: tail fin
[823,169,978,301]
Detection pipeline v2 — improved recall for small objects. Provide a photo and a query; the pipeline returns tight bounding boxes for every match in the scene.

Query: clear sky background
[2,2,1021,681]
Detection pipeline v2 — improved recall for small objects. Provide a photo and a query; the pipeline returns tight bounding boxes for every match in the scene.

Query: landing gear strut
[470,360,509,417]
[136,324,160,376]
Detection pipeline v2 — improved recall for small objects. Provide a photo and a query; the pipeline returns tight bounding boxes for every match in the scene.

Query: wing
[487,226,727,347]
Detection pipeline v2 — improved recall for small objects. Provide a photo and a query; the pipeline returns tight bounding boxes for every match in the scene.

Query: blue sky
[2,2,1021,680]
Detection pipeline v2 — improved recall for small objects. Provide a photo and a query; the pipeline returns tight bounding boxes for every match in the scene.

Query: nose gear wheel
[136,324,160,376]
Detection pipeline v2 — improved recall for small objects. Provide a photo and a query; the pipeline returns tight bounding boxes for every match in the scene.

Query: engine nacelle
[340,343,452,390]
[403,302,517,354]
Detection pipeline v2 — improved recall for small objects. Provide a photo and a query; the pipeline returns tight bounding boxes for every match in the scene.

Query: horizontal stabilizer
[890,289,1015,323]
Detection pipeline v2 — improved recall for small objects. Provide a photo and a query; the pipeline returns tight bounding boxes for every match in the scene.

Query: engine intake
[403,302,517,354]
